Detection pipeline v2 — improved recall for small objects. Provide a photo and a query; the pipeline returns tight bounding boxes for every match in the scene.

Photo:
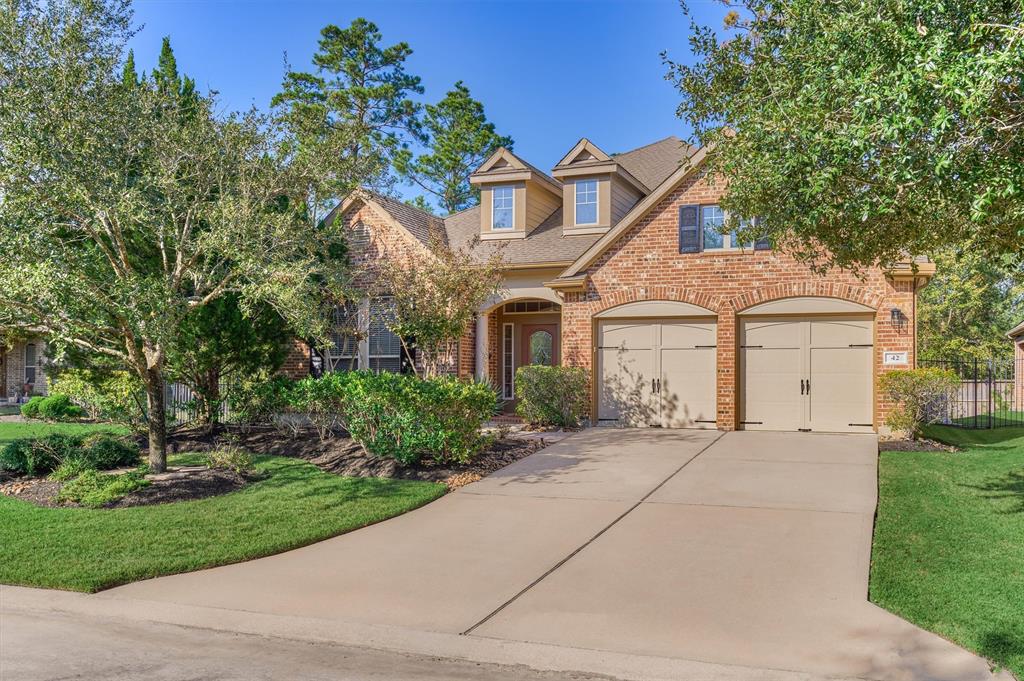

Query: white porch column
[475,312,489,381]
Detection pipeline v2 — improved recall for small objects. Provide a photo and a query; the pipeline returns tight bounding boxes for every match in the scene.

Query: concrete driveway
[100,429,995,681]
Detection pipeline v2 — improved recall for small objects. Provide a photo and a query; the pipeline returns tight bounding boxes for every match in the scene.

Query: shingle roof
[363,190,447,247]
[443,205,601,266]
[613,136,695,190]
[344,137,695,268]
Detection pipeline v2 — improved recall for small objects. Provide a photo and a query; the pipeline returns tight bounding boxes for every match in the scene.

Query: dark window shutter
[678,204,701,253]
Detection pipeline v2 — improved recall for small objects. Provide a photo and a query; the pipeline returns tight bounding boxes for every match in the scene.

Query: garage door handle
[651,378,656,393]
[800,379,805,395]
[806,379,810,394]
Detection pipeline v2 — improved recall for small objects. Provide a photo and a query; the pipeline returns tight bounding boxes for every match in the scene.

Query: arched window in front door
[528,330,553,366]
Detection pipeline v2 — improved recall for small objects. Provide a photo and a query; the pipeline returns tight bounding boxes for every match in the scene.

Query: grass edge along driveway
[0,453,446,592]
[871,425,1024,680]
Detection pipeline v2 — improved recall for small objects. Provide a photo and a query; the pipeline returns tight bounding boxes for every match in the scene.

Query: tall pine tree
[273,18,423,195]
[396,81,512,214]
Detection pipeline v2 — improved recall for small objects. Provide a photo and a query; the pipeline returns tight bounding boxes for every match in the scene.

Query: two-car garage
[596,298,877,433]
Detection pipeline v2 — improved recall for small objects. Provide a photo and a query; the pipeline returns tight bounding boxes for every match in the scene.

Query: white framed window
[574,179,598,225]
[492,186,515,230]
[24,344,36,385]
[701,205,725,249]
[502,323,514,399]
[368,297,402,373]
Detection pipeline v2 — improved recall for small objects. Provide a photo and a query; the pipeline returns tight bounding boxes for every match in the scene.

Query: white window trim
[492,185,515,231]
[574,179,599,226]
[502,323,514,400]
[700,207,758,252]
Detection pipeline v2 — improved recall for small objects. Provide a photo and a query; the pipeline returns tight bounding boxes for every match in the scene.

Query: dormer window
[574,179,598,225]
[492,186,515,230]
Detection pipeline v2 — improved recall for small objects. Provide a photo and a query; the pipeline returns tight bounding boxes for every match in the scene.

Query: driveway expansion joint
[461,431,726,636]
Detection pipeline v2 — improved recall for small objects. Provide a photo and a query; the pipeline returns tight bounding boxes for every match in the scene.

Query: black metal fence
[919,358,1024,429]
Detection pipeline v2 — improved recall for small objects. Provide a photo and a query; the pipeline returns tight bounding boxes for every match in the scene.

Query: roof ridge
[442,203,481,220]
[362,187,441,221]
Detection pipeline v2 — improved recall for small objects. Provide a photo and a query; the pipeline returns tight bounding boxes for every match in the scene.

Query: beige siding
[610,175,643,224]
[562,175,612,230]
[525,179,560,233]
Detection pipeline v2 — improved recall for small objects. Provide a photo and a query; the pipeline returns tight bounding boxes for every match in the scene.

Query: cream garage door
[598,319,717,428]
[741,317,873,433]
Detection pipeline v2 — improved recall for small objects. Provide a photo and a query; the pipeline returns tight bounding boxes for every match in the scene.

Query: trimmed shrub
[20,396,44,419]
[57,469,149,508]
[289,372,349,440]
[37,394,86,421]
[340,372,497,465]
[81,434,140,469]
[879,367,960,438]
[0,433,139,477]
[514,366,589,428]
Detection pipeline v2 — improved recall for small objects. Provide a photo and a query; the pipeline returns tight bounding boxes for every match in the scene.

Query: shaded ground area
[871,424,1024,679]
[168,424,551,485]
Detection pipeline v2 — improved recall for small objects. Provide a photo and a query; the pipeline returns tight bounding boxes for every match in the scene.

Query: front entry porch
[477,299,562,411]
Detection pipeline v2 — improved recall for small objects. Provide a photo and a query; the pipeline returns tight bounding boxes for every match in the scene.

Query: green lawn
[0,420,128,445]
[0,453,446,592]
[872,425,1024,678]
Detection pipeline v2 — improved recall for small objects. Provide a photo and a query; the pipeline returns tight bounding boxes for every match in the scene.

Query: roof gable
[559,144,710,278]
[554,138,612,168]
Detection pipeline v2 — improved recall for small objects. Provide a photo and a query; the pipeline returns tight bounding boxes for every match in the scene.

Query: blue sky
[128,0,727,205]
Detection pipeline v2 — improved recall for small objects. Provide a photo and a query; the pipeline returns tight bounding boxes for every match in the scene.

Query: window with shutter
[678,204,701,253]
[327,303,359,372]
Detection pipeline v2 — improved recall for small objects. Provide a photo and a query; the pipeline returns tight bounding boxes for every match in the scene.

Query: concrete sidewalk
[9,429,1003,681]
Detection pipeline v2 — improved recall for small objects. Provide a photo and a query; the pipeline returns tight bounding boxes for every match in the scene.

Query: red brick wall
[561,171,918,431]
[286,198,476,379]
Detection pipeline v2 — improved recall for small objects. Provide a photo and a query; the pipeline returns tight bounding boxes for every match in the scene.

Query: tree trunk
[145,367,168,473]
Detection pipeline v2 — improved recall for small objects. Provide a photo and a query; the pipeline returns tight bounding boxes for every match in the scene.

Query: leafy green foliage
[514,366,589,428]
[48,369,146,430]
[879,368,960,438]
[666,1,1024,269]
[273,17,423,194]
[376,241,504,377]
[168,294,291,427]
[0,1,349,472]
[56,469,150,508]
[395,81,513,213]
[228,374,295,429]
[0,432,138,477]
[36,394,86,421]
[337,372,497,465]
[918,247,1024,361]
[19,396,44,420]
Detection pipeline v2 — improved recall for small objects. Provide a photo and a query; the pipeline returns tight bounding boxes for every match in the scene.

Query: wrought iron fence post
[988,358,994,429]
[973,358,979,429]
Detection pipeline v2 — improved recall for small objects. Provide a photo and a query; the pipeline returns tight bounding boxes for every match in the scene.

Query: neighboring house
[293,135,934,433]
[0,337,47,404]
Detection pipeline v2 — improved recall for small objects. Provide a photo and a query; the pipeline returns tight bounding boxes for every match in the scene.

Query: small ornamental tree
[0,0,349,472]
[375,240,505,378]
[879,368,960,439]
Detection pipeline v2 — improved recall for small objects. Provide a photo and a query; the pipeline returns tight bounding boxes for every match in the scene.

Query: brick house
[300,136,934,433]
[0,337,47,404]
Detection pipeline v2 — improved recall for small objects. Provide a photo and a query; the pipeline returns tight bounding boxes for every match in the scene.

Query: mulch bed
[0,468,253,509]
[2,424,553,508]
[878,437,958,453]
[166,424,552,488]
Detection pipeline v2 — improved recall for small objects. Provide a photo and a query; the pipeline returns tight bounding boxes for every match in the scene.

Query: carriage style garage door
[740,315,874,433]
[597,314,717,428]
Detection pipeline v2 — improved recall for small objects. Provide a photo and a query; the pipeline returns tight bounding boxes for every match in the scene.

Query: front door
[520,324,559,367]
